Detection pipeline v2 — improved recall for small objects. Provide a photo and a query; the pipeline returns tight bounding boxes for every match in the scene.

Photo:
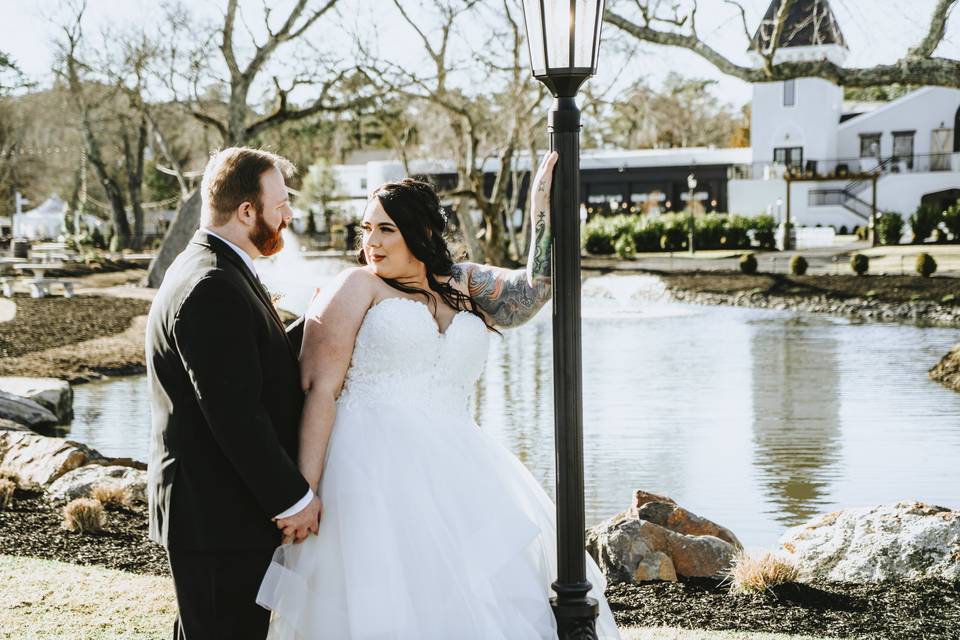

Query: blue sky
[3,0,958,108]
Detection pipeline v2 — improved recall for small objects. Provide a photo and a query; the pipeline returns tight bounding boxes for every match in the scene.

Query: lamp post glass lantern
[521,1,605,638]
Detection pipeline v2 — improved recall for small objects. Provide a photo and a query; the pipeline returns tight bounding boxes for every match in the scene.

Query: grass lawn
[0,555,836,640]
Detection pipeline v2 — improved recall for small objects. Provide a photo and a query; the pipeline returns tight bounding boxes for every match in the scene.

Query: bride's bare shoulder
[309,267,378,316]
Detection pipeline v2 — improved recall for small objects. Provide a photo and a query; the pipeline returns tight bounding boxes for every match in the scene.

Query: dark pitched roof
[751,0,847,51]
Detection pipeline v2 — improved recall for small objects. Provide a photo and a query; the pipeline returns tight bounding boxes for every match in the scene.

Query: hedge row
[583,213,777,257]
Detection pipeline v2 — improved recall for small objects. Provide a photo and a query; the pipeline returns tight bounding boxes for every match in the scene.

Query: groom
[146,147,321,639]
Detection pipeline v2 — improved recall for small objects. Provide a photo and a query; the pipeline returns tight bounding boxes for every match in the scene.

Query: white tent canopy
[14,195,103,240]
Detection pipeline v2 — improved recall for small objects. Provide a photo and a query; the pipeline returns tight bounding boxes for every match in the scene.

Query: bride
[257,152,621,639]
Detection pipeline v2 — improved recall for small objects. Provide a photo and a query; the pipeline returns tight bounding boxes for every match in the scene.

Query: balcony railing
[729,151,959,181]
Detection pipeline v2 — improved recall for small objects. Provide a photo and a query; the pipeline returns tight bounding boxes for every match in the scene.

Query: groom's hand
[276,495,322,544]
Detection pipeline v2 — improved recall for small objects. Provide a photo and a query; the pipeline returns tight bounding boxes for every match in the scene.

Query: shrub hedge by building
[582,213,776,255]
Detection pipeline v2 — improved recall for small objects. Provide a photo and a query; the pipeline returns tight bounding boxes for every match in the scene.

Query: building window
[859,133,881,158]
[783,79,796,107]
[773,146,803,170]
[892,131,915,170]
[360,178,367,190]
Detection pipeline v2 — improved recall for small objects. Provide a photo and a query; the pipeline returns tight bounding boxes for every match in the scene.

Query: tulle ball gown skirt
[257,397,621,639]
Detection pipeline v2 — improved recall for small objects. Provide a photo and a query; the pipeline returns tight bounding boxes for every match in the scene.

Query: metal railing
[730,151,958,180]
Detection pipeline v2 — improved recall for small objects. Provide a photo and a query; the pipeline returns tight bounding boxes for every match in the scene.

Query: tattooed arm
[451,152,558,329]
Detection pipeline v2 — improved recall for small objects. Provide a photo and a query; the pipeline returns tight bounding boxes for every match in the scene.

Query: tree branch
[908,0,958,58]
[604,2,960,88]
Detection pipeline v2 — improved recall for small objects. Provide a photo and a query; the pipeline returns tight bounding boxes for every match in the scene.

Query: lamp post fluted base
[551,581,599,639]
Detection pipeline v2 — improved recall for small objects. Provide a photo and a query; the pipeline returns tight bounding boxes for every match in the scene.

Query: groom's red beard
[249,204,285,256]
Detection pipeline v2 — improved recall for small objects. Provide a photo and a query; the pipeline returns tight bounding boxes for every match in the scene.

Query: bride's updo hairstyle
[359,178,497,333]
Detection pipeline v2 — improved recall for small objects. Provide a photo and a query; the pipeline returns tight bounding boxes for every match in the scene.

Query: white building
[729,0,960,232]
[331,0,959,237]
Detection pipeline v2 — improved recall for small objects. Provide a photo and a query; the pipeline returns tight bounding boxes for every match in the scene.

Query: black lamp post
[520,1,605,637]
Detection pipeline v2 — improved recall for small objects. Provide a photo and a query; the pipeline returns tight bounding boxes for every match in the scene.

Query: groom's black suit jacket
[146,229,309,551]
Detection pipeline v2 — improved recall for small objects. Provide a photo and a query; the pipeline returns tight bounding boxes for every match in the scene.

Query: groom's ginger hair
[200,147,296,226]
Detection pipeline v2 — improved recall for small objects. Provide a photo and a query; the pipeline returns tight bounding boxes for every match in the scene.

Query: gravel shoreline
[666,287,960,327]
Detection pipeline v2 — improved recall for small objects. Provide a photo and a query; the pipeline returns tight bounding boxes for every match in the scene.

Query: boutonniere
[270,291,284,307]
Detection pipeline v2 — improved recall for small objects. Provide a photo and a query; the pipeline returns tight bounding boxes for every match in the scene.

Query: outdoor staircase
[808,158,896,221]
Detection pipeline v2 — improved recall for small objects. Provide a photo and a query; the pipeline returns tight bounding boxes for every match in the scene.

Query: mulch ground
[0,488,168,576]
[0,294,151,359]
[608,578,960,639]
[2,491,958,639]
[657,271,960,305]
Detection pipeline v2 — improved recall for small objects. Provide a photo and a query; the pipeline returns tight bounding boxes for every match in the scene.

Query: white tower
[749,0,849,176]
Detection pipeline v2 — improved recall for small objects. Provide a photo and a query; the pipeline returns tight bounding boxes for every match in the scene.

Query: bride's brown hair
[358,178,497,333]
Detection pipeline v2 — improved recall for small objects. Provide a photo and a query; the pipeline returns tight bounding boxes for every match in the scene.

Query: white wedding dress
[257,296,621,639]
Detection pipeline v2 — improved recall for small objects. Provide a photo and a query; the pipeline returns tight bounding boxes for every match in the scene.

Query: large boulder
[0,390,58,429]
[780,502,960,583]
[47,464,147,504]
[0,431,102,486]
[0,377,73,423]
[586,490,742,583]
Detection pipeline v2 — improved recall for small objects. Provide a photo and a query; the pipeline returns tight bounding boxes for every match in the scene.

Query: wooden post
[784,177,793,251]
[871,176,878,247]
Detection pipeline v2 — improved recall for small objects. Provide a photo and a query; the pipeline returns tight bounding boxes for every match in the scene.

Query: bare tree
[364,0,547,266]
[146,0,376,286]
[604,0,960,88]
[58,3,135,249]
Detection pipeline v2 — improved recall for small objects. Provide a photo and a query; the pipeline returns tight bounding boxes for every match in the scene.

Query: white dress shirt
[203,227,314,520]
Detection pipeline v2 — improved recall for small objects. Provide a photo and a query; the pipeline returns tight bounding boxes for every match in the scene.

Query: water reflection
[749,316,842,529]
[62,248,960,548]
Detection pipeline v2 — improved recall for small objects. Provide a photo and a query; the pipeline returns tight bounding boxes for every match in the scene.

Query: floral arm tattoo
[451,203,553,329]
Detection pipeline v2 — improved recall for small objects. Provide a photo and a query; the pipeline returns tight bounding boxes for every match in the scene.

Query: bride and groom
[146,146,620,639]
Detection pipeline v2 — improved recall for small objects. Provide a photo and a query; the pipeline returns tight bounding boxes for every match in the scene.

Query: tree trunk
[453,197,485,263]
[146,188,201,287]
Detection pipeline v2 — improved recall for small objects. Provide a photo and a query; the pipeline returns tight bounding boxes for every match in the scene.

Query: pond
[66,237,960,548]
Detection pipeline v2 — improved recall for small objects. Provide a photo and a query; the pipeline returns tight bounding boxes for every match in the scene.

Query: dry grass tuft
[725,550,799,596]
[0,479,14,510]
[62,498,105,534]
[0,468,20,487]
[91,482,131,510]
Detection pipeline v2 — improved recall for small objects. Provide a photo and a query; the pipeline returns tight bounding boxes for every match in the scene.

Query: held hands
[276,495,322,544]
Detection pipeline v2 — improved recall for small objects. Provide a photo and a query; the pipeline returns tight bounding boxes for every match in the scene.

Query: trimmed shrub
[855,225,869,241]
[908,203,941,244]
[726,550,799,595]
[62,498,105,534]
[582,218,615,255]
[613,234,635,259]
[944,200,960,242]
[916,252,937,278]
[789,255,808,276]
[850,253,869,276]
[0,478,14,510]
[739,253,758,275]
[660,226,687,251]
[91,483,131,511]
[876,212,904,245]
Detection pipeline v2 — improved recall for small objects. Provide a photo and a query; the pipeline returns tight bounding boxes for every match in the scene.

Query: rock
[0,390,59,429]
[587,491,741,583]
[631,490,742,548]
[0,431,103,486]
[929,343,960,393]
[779,501,960,583]
[0,377,73,423]
[47,464,147,504]
[0,418,31,432]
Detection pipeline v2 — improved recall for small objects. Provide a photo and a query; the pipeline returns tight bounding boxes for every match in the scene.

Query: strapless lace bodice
[337,297,490,416]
